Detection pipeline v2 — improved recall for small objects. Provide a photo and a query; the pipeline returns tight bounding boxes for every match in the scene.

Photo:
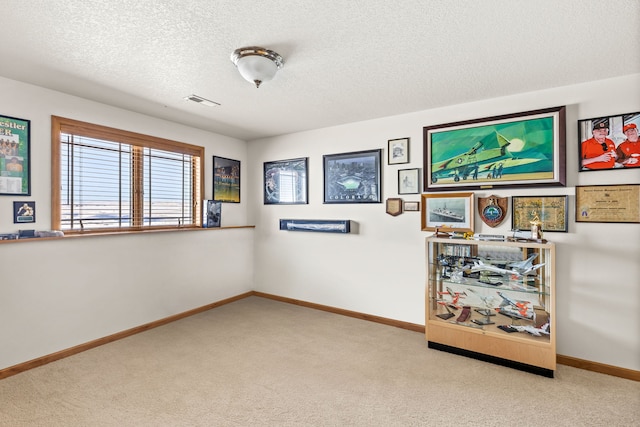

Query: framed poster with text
[0,115,30,196]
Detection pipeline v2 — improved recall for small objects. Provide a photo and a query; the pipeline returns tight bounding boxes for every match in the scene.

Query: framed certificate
[576,184,640,223]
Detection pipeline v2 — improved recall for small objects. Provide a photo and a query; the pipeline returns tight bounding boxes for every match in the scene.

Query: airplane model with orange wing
[496,291,534,320]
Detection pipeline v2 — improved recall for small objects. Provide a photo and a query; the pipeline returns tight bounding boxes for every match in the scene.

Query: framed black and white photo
[398,168,420,194]
[264,157,308,204]
[388,137,409,164]
[323,149,382,204]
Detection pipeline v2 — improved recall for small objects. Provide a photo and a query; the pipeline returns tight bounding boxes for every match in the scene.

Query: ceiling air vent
[184,94,220,107]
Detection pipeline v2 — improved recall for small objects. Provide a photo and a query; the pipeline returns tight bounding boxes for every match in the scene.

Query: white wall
[249,74,640,371]
[0,77,253,370]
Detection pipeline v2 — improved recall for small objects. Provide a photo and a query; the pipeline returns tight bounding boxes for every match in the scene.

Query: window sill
[0,225,255,244]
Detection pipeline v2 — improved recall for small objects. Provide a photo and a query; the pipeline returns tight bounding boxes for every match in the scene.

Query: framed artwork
[0,114,31,196]
[578,112,640,171]
[202,200,221,228]
[404,201,420,212]
[421,192,474,232]
[13,201,35,223]
[398,168,420,194]
[323,149,382,204]
[512,195,568,232]
[576,185,640,223]
[213,156,240,203]
[264,158,308,204]
[388,137,409,164]
[424,106,566,191]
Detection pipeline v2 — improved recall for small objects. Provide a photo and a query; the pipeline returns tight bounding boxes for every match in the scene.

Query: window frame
[51,116,205,235]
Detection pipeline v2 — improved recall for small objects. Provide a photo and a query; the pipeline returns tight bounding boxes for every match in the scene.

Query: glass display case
[425,236,556,377]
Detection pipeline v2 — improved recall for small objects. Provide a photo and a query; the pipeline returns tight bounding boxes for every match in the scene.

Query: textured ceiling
[1,0,639,141]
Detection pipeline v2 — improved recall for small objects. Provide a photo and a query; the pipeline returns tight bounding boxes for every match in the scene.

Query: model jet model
[437,287,466,310]
[430,132,541,184]
[506,254,546,276]
[470,254,545,278]
[496,291,534,320]
[510,322,550,337]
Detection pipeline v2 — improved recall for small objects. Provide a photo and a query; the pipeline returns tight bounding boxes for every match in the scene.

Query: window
[52,116,203,233]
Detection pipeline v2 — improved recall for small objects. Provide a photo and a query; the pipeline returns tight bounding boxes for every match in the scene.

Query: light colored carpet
[0,296,638,426]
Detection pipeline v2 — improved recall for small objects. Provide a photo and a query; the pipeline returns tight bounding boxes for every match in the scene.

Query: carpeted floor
[0,296,638,426]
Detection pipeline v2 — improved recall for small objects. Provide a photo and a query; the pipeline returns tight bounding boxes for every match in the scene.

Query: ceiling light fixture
[230,46,284,88]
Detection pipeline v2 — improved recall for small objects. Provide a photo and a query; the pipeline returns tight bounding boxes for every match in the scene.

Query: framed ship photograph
[323,149,382,204]
[424,106,566,192]
[421,192,474,233]
[0,114,31,196]
[264,157,308,204]
[213,156,240,203]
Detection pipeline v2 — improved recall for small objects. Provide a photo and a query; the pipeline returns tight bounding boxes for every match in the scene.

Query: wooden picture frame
[388,137,409,164]
[512,195,568,232]
[213,156,240,203]
[323,149,382,204]
[578,112,640,171]
[404,201,420,212]
[424,106,566,191]
[386,198,403,216]
[398,168,420,194]
[421,192,474,232]
[576,184,640,223]
[264,157,308,204]
[0,114,30,196]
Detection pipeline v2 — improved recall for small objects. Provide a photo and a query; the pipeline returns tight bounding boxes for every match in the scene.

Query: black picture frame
[578,112,640,171]
[424,106,566,192]
[1,114,31,196]
[323,149,382,204]
[576,185,640,223]
[512,195,568,232]
[264,157,308,204]
[279,219,351,233]
[13,200,35,223]
[213,156,240,203]
[388,137,409,164]
[398,168,420,194]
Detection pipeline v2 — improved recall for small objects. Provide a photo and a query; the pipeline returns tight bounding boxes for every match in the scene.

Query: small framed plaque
[386,198,403,216]
[404,201,420,212]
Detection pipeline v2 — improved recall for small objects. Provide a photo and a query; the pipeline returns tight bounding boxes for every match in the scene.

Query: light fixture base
[231,46,284,88]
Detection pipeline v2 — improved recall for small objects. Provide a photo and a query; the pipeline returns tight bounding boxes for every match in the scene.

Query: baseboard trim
[0,291,253,381]
[253,291,425,333]
[2,291,637,382]
[556,354,640,382]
